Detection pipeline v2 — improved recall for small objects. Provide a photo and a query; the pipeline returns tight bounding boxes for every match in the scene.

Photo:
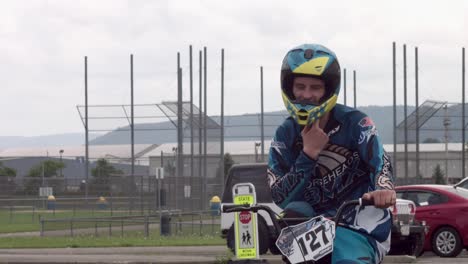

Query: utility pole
[444,105,450,183]
[59,149,64,177]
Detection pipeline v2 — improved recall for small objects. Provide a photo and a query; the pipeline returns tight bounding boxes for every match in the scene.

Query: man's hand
[362,190,396,209]
[302,120,329,159]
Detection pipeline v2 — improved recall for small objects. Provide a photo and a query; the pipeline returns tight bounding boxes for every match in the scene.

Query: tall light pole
[172,146,177,208]
[59,149,64,177]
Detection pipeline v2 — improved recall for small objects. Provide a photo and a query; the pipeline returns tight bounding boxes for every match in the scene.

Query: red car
[395,184,468,257]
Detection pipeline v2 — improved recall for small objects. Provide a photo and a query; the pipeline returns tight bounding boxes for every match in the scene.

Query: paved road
[416,250,468,263]
[0,246,466,263]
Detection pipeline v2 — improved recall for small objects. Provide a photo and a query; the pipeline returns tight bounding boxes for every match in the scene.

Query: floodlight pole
[463,47,466,179]
[203,47,208,210]
[415,47,420,179]
[403,44,408,181]
[221,49,225,186]
[392,42,397,179]
[353,70,356,108]
[84,56,89,202]
[198,50,203,211]
[131,54,135,181]
[343,68,347,106]
[260,66,264,162]
[177,52,183,210]
[190,45,194,211]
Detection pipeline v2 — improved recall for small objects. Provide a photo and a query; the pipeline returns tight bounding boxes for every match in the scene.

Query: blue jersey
[268,104,395,256]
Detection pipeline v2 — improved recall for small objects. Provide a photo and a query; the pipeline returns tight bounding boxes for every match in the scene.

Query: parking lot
[415,250,468,263]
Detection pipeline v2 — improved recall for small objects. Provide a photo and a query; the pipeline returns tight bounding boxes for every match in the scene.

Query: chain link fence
[39,210,220,238]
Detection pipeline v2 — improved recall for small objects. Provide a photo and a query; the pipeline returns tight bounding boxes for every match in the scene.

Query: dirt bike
[222,198,374,264]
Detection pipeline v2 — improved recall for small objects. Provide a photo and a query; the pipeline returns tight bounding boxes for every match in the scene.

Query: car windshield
[222,165,271,203]
[447,186,468,199]
[457,178,468,189]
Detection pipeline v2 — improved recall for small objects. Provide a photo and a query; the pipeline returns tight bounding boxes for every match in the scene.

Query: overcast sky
[1,0,467,137]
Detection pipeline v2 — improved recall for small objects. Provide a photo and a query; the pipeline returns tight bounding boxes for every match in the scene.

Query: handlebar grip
[359,198,374,206]
[222,204,250,212]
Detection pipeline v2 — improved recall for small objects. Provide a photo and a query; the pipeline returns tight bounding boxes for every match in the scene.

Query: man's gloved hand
[362,190,396,209]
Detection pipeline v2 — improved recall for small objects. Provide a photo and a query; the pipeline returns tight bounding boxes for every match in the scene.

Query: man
[268,44,396,263]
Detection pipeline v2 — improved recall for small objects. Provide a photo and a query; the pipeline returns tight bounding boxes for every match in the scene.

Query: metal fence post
[121,218,124,237]
[70,220,74,237]
[144,215,149,238]
[110,195,113,216]
[191,213,194,235]
[211,213,214,235]
[178,214,182,234]
[32,206,35,223]
[40,216,44,237]
[73,201,76,216]
[9,204,13,224]
[199,212,202,236]
[129,197,132,215]
[110,188,114,216]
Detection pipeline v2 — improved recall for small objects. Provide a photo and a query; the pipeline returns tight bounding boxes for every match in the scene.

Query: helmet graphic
[280,44,341,126]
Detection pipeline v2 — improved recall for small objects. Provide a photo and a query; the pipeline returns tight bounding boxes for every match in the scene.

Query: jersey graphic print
[358,117,378,144]
[304,144,366,208]
[376,154,394,190]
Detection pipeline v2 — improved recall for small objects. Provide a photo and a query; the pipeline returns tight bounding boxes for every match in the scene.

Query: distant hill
[90,105,416,145]
[7,104,465,149]
[0,133,102,149]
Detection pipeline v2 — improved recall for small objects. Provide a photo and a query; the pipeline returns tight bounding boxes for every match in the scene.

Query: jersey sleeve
[267,122,318,208]
[352,114,395,191]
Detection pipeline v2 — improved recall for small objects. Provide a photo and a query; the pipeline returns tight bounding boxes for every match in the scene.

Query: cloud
[0,0,467,136]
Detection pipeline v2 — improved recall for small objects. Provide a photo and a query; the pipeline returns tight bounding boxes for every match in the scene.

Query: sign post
[152,167,164,220]
[39,187,53,209]
[232,183,259,260]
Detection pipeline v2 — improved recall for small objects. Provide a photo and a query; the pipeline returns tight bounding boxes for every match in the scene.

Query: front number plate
[275,216,335,264]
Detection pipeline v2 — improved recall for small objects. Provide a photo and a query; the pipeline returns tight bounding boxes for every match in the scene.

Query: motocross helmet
[281,44,341,126]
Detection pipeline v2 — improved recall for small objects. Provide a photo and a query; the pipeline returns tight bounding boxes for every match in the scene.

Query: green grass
[0,223,39,233]
[0,209,221,234]
[0,210,134,233]
[0,233,225,248]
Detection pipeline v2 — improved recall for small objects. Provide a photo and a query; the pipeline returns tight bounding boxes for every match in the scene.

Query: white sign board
[152,167,164,179]
[39,187,53,197]
[184,185,191,198]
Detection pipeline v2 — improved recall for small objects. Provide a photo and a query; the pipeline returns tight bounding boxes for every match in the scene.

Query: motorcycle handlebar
[333,198,374,226]
[222,198,375,235]
[222,199,373,213]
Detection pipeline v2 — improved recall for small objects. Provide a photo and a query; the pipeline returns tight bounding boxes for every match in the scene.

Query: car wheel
[226,217,270,255]
[432,227,463,257]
